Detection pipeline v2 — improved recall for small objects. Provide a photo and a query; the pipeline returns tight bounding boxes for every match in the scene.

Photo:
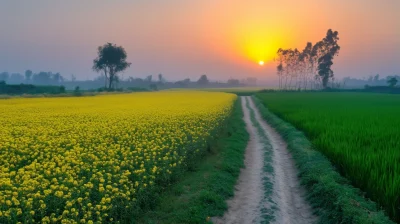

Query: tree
[32,72,52,85]
[276,48,301,90]
[149,83,158,91]
[9,73,24,84]
[275,30,341,90]
[197,74,209,85]
[276,48,285,89]
[373,74,380,82]
[387,77,398,87]
[113,75,120,89]
[287,48,300,89]
[299,42,313,90]
[174,78,190,87]
[316,29,340,88]
[93,43,131,89]
[158,73,166,83]
[74,86,82,96]
[145,75,152,82]
[52,73,64,84]
[227,78,240,86]
[0,72,9,82]
[71,74,77,82]
[245,77,257,86]
[25,70,33,82]
[183,78,191,85]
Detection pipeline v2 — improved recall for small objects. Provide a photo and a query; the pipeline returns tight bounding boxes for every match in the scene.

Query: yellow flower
[55,191,64,197]
[42,216,50,223]
[0,91,235,223]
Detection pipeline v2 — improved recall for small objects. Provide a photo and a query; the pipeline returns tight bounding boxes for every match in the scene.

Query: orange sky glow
[0,0,399,83]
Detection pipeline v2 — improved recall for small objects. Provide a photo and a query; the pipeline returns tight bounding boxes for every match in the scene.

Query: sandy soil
[212,97,316,224]
[212,97,265,224]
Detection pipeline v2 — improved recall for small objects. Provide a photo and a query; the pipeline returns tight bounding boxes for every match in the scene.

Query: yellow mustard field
[0,91,236,224]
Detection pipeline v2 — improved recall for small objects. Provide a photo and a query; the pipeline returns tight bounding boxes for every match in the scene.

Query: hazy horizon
[1,0,399,82]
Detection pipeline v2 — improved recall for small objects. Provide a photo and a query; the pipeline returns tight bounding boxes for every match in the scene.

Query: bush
[0,83,66,95]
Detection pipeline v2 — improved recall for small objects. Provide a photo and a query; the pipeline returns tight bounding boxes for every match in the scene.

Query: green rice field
[256,92,400,221]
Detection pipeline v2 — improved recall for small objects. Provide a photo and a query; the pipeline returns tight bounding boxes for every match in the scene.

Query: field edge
[252,95,394,224]
[138,98,249,223]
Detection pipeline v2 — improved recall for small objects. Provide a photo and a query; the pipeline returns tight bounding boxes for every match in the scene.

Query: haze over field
[0,0,399,82]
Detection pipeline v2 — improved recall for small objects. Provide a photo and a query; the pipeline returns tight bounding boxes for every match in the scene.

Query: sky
[0,0,399,82]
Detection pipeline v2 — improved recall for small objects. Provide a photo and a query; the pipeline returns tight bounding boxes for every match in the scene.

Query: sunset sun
[259,60,264,66]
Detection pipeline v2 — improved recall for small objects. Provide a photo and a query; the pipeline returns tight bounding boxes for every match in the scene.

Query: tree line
[276,29,340,90]
[342,74,399,88]
[91,43,257,90]
[1,42,257,94]
[0,70,65,86]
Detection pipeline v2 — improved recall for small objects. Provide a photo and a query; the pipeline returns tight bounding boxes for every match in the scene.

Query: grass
[138,99,249,224]
[244,97,276,223]
[253,94,394,224]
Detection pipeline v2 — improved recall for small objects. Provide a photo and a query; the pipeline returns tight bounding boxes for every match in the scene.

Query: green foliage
[149,83,158,91]
[138,99,248,223]
[197,75,209,85]
[0,83,66,95]
[73,86,82,96]
[255,92,398,223]
[363,85,400,94]
[387,77,398,87]
[275,29,340,90]
[96,87,125,92]
[316,29,340,88]
[126,87,150,92]
[93,42,131,89]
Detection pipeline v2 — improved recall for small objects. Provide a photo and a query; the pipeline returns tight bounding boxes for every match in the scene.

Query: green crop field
[256,92,400,221]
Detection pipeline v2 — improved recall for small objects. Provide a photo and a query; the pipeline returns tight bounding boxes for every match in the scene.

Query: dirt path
[212,96,265,224]
[213,97,316,224]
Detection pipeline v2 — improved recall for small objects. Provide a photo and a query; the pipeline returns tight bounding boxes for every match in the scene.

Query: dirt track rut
[213,96,316,224]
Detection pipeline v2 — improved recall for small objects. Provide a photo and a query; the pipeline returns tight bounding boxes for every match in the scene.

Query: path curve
[213,96,316,224]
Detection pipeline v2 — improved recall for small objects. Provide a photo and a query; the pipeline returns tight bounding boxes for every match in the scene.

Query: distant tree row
[0,69,250,91]
[387,77,398,87]
[0,81,66,95]
[0,42,255,93]
[0,70,65,85]
[276,29,340,90]
[342,74,399,88]
[90,42,254,91]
